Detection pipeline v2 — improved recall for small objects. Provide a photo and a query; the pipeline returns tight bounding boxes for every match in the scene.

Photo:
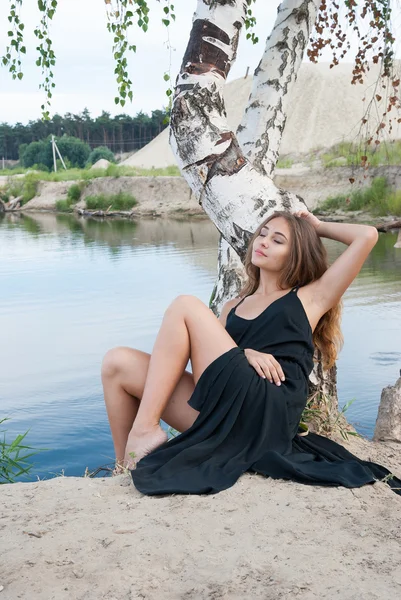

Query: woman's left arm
[296,210,378,312]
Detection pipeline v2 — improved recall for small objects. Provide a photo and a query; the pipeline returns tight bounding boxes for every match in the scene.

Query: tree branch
[236,0,319,177]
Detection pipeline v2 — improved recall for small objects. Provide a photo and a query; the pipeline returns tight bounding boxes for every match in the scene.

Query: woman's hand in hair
[244,349,285,386]
[294,208,322,231]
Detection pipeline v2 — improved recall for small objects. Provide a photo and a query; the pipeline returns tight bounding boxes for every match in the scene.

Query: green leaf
[163,73,170,81]
[114,97,119,104]
[162,19,169,27]
[17,71,23,80]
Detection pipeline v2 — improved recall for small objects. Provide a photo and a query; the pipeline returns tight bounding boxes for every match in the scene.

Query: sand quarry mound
[1,435,401,600]
[122,61,401,170]
[90,159,112,170]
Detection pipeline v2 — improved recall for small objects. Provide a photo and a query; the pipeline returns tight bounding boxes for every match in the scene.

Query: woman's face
[251,216,292,272]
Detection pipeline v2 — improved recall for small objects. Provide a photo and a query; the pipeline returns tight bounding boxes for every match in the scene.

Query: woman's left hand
[294,208,322,231]
[244,348,285,385]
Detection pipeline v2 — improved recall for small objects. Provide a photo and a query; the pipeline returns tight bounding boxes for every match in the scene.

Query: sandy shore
[1,435,401,600]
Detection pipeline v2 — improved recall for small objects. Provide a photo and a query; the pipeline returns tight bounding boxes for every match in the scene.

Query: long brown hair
[240,210,343,369]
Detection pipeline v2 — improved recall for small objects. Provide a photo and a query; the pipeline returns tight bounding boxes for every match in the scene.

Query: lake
[1,212,400,481]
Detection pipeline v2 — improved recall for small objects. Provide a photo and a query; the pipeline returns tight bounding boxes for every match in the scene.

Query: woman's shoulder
[218,297,242,325]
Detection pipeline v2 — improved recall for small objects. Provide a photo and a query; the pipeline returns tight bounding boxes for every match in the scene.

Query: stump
[373,376,401,442]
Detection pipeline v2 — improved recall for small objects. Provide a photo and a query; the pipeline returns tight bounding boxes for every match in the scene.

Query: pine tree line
[0,108,169,160]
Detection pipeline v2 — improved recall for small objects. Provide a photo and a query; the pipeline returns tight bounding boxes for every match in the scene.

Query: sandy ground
[1,435,401,600]
[11,164,401,217]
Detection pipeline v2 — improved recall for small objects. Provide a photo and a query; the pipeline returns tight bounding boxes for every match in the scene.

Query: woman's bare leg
[101,347,199,468]
[125,295,237,467]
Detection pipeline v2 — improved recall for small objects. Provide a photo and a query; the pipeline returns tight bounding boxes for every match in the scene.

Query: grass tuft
[0,418,41,484]
[85,192,137,211]
[321,140,401,168]
[318,176,401,216]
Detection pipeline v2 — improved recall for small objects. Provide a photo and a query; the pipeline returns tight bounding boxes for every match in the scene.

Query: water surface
[1,212,400,480]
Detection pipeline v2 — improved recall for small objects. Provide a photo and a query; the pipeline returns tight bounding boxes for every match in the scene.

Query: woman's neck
[256,272,287,296]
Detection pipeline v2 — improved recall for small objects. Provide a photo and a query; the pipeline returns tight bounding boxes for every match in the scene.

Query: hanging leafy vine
[308,0,400,150]
[34,0,58,120]
[2,1,26,82]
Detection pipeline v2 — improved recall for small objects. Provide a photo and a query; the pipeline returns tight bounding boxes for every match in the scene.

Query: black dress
[131,288,401,496]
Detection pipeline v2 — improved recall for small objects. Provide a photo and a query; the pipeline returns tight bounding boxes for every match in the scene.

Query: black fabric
[131,289,401,496]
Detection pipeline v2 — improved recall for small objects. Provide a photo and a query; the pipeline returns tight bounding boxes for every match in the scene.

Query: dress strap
[234,295,248,309]
[291,286,299,293]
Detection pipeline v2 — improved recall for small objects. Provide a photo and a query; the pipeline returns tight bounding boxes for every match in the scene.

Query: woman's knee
[101,347,135,380]
[168,294,205,314]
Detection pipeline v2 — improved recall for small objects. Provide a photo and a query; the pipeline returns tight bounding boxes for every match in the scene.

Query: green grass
[1,164,180,182]
[1,418,41,484]
[67,182,84,202]
[321,140,401,168]
[55,181,88,212]
[0,173,39,204]
[55,199,74,212]
[85,191,138,211]
[276,157,294,169]
[319,176,401,216]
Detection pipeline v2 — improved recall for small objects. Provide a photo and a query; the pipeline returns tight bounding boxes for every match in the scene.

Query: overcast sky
[1,0,400,125]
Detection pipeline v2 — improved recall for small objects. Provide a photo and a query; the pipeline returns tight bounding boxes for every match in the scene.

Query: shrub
[67,183,85,203]
[22,174,39,204]
[55,199,73,212]
[318,177,401,216]
[88,146,115,165]
[85,191,137,211]
[20,136,91,170]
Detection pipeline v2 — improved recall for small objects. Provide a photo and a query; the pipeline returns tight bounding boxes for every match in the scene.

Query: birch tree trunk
[169,0,337,409]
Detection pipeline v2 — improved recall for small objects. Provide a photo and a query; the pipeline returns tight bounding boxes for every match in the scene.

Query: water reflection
[0,212,400,478]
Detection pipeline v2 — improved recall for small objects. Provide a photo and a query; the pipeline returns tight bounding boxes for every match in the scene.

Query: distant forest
[0,108,169,161]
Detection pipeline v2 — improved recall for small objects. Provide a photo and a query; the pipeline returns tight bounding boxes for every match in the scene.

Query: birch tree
[168,0,339,405]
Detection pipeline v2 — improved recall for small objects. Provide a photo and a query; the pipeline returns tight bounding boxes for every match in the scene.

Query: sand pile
[90,159,112,170]
[122,61,401,170]
[1,434,401,600]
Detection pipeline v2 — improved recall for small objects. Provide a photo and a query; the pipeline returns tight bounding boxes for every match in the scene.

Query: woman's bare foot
[112,462,126,476]
[124,424,168,469]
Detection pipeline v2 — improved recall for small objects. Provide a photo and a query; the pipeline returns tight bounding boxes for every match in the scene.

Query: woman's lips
[254,249,266,257]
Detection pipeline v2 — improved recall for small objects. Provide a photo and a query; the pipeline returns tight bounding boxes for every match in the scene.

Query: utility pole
[51,135,57,172]
[51,135,67,171]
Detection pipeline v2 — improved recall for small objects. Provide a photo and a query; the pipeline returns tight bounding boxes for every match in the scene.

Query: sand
[1,434,401,600]
[122,62,401,170]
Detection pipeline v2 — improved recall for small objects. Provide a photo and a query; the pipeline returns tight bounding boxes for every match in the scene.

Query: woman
[102,209,401,496]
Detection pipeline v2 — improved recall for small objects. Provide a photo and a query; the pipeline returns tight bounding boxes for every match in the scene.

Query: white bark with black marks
[236,0,319,177]
[170,0,307,309]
